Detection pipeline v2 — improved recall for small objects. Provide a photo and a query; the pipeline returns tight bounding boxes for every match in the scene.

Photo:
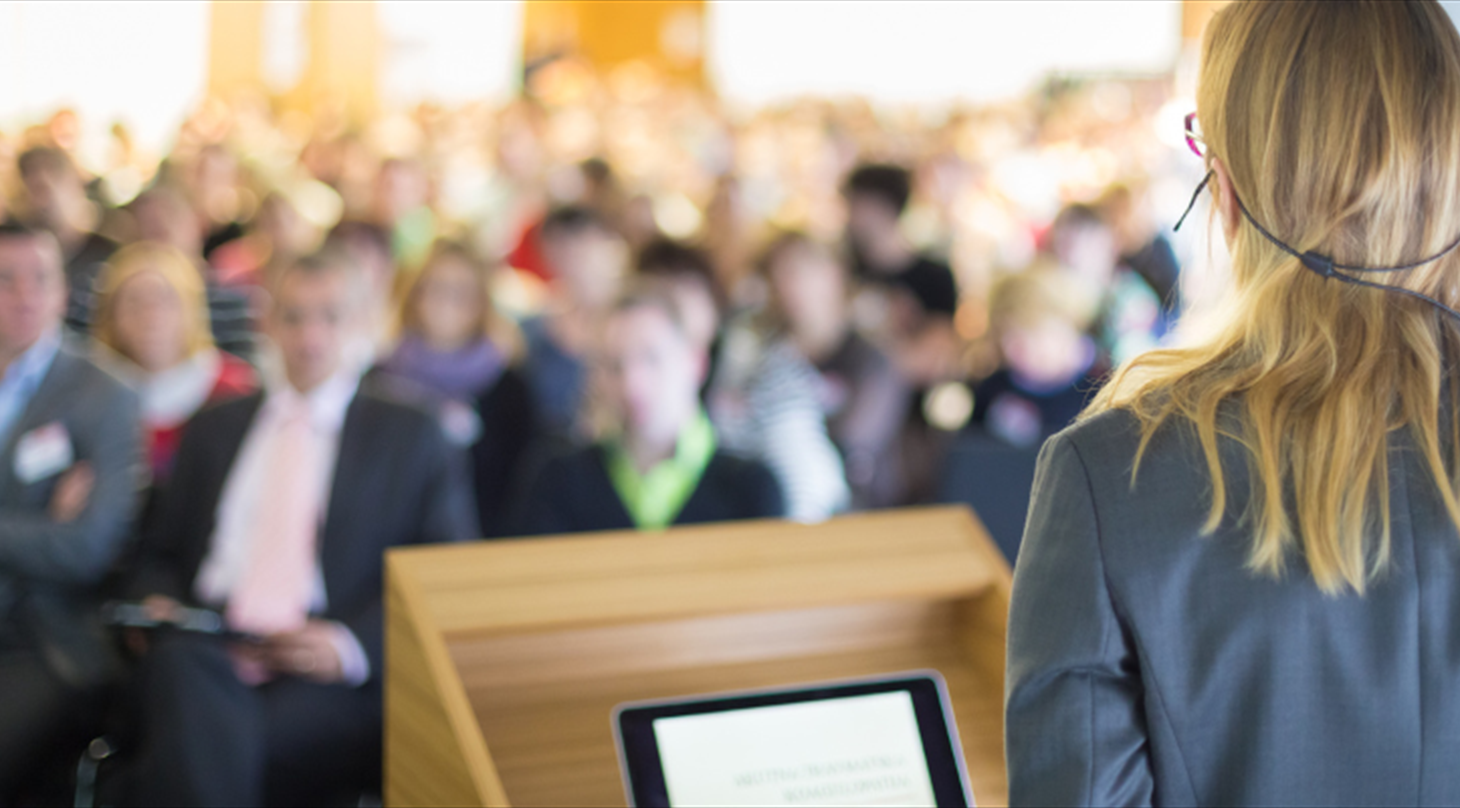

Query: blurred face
[844,192,899,246]
[621,195,660,248]
[374,161,427,224]
[601,305,703,447]
[111,270,188,373]
[1052,222,1118,286]
[258,197,317,257]
[134,195,204,257]
[414,256,484,350]
[335,235,396,309]
[660,277,720,353]
[0,235,66,358]
[267,268,358,392]
[194,148,237,197]
[1000,315,1085,385]
[542,229,625,310]
[769,242,846,338]
[22,166,85,232]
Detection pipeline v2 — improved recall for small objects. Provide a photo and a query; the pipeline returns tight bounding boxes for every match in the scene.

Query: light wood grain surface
[386,505,1013,808]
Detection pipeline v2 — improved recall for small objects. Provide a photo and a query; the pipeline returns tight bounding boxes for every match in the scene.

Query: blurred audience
[701,175,759,309]
[0,63,1195,799]
[0,223,141,802]
[377,240,534,537]
[843,163,962,386]
[370,158,437,272]
[761,232,910,509]
[185,144,247,261]
[129,185,258,362]
[970,265,1103,448]
[845,164,959,320]
[212,191,324,291]
[1098,183,1182,319]
[521,205,626,439]
[322,220,399,356]
[126,251,476,806]
[91,242,256,482]
[16,147,117,335]
[1044,202,1163,367]
[638,239,850,522]
[516,287,783,534]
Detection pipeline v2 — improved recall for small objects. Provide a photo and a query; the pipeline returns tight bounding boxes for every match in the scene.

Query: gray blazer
[1006,407,1460,806]
[0,342,141,689]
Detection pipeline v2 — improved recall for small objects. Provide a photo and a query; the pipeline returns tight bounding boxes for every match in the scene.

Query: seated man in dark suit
[127,250,477,806]
[0,223,142,801]
[516,287,784,535]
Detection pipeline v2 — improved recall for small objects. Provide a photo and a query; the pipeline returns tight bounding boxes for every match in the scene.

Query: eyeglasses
[1184,112,1206,158]
[1173,110,1460,322]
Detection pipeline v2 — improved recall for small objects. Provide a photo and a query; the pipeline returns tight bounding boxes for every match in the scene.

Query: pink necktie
[226,396,325,648]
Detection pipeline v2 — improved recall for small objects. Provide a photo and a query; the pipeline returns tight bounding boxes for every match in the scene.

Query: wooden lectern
[385,505,1012,807]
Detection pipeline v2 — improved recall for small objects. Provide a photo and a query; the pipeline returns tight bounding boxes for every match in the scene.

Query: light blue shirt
[0,328,62,448]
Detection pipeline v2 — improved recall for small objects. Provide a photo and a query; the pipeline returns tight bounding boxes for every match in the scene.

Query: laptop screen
[653,690,938,807]
[615,672,972,807]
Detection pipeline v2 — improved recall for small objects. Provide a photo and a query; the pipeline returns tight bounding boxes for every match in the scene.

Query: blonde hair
[92,241,215,361]
[1088,0,1460,595]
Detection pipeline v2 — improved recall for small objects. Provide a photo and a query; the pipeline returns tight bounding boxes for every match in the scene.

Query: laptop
[613,671,974,807]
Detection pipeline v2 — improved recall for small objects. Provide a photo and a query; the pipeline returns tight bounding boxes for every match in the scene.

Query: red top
[147,353,257,482]
[505,218,554,282]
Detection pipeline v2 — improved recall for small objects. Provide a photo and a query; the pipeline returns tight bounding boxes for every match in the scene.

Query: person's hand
[49,462,94,523]
[141,594,183,621]
[258,621,345,684]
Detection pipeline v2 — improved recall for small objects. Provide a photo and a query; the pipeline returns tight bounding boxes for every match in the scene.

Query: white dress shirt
[193,367,371,685]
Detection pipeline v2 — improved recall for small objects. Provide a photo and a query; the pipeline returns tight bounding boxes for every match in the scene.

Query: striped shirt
[707,324,849,522]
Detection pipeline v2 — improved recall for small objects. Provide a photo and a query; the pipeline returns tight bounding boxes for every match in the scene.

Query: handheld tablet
[101,601,266,645]
[613,671,974,807]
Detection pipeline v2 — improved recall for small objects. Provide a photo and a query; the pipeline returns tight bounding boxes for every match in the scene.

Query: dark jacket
[131,387,476,681]
[514,444,784,536]
[0,344,142,690]
[1007,406,1460,806]
[364,365,537,538]
[467,368,536,537]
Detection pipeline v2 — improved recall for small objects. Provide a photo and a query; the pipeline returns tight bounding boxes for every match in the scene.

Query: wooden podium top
[386,506,1013,807]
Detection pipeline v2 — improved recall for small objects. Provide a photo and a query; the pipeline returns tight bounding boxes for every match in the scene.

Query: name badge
[14,422,75,485]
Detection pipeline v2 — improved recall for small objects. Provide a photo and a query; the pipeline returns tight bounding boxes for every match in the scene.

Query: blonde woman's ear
[1211,156,1241,247]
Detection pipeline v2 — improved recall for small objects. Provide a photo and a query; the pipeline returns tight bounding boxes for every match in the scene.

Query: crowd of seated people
[0,93,1178,804]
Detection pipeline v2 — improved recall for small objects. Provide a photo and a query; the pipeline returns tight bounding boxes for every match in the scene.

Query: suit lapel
[208,394,266,490]
[168,393,263,598]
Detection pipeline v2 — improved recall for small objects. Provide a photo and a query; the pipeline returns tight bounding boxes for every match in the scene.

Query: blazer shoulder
[360,367,440,411]
[484,366,532,405]
[537,443,607,481]
[1052,402,1243,488]
[352,386,444,442]
[703,450,785,515]
[179,393,265,457]
[53,345,136,404]
[705,449,775,483]
[192,391,264,426]
[1043,407,1148,473]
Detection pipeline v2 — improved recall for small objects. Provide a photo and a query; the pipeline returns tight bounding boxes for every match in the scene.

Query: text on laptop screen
[650,691,937,807]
